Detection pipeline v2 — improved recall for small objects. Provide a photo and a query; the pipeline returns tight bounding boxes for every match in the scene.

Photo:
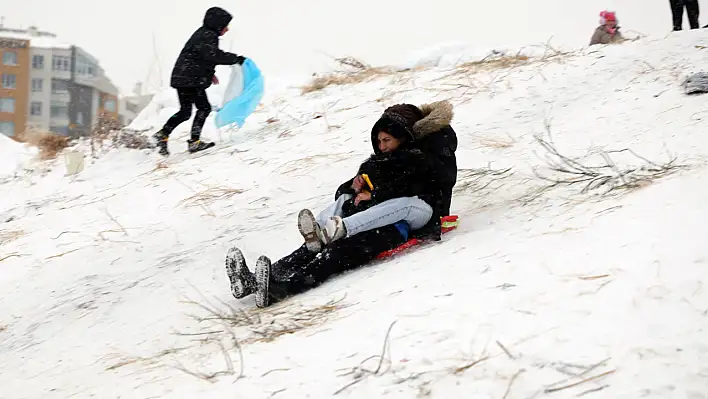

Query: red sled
[376,215,459,260]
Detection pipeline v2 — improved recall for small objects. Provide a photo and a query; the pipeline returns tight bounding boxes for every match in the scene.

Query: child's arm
[200,33,245,65]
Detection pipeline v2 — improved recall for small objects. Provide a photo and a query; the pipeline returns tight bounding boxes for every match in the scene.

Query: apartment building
[0,25,120,138]
[0,36,29,137]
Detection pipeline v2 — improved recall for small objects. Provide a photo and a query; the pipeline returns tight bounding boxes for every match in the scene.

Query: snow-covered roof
[0,29,71,49]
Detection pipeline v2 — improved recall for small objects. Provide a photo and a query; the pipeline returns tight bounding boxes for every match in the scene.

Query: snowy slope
[2,32,708,399]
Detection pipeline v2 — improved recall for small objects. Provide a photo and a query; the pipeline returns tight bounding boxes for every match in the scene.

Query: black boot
[254,256,272,308]
[152,130,169,156]
[225,247,256,299]
[187,138,215,154]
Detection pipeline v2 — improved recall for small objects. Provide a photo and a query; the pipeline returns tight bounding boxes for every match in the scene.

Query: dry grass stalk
[178,186,245,208]
[532,128,686,196]
[453,166,514,195]
[0,229,24,245]
[19,129,69,160]
[301,56,394,94]
[334,320,398,395]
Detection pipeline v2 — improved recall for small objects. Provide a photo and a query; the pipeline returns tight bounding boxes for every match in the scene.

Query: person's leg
[162,89,195,135]
[190,89,212,141]
[315,194,353,227]
[686,0,700,29]
[328,196,433,241]
[278,225,407,298]
[670,0,684,30]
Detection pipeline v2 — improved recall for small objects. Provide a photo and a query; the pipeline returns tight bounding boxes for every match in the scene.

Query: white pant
[317,194,433,237]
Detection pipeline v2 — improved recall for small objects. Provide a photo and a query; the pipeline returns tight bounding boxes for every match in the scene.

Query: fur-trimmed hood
[412,100,454,139]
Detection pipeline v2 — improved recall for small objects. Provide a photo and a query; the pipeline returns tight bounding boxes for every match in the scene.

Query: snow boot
[324,216,347,244]
[187,138,216,153]
[152,130,169,156]
[254,255,272,308]
[225,247,256,299]
[298,209,325,253]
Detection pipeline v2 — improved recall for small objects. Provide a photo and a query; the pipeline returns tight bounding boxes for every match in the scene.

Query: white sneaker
[298,209,325,253]
[324,216,347,244]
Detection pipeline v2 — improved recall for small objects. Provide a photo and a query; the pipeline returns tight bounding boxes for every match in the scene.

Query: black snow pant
[267,225,407,303]
[670,0,700,30]
[161,88,212,140]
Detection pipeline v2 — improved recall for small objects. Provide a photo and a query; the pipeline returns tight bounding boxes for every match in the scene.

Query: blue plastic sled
[215,58,265,128]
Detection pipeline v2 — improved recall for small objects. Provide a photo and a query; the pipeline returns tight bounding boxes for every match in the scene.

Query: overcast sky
[2,0,674,95]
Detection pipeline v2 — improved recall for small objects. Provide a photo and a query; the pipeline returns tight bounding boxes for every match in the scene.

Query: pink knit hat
[599,10,617,25]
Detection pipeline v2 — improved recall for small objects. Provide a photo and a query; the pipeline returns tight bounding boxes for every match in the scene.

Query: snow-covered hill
[2,32,708,399]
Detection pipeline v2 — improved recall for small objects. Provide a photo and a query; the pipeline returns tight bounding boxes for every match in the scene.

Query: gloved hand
[235,55,246,65]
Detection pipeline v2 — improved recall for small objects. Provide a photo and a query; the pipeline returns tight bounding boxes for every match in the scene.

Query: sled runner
[375,215,459,260]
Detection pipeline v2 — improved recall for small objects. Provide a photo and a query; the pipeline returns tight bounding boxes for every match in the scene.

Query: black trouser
[670,0,700,30]
[162,88,211,140]
[268,225,407,303]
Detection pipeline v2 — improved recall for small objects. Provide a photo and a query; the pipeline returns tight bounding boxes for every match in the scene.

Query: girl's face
[377,131,402,153]
[606,20,617,28]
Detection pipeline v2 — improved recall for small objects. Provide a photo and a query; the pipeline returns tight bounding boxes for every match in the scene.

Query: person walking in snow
[152,6,246,156]
[590,11,626,46]
[226,118,443,308]
[670,0,700,31]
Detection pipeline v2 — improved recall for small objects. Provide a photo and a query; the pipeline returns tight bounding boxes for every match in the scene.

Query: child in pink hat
[590,11,626,46]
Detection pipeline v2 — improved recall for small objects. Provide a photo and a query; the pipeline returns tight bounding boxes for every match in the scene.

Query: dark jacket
[410,101,457,213]
[335,146,439,218]
[170,7,243,89]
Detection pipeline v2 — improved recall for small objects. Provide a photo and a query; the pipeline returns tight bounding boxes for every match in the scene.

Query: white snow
[2,31,708,399]
[0,135,37,179]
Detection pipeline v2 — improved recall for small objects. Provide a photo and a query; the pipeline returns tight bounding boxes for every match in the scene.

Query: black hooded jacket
[170,7,243,89]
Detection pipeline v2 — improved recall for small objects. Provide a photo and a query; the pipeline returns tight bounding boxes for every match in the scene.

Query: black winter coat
[170,7,243,89]
[334,147,441,219]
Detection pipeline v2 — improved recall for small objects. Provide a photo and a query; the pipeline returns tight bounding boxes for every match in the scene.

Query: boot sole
[225,247,254,299]
[254,256,271,308]
[188,142,216,153]
[298,209,323,253]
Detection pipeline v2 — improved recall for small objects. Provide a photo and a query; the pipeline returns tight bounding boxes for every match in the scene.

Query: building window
[51,79,69,94]
[50,125,69,136]
[2,51,18,66]
[50,104,69,118]
[32,78,43,92]
[0,121,15,137]
[104,99,116,112]
[32,54,44,69]
[52,55,70,71]
[1,74,16,89]
[0,98,15,113]
[30,102,42,116]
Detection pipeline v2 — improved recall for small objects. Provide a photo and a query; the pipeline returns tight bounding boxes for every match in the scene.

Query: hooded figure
[368,101,457,238]
[170,7,244,89]
[152,7,246,156]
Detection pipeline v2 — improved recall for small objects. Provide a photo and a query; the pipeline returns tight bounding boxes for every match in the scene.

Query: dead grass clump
[185,295,349,344]
[474,134,518,149]
[0,229,24,245]
[301,56,394,94]
[523,122,689,203]
[453,166,514,195]
[458,54,531,73]
[20,129,69,160]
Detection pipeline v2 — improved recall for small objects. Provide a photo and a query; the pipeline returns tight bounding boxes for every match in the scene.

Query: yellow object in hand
[361,174,374,191]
